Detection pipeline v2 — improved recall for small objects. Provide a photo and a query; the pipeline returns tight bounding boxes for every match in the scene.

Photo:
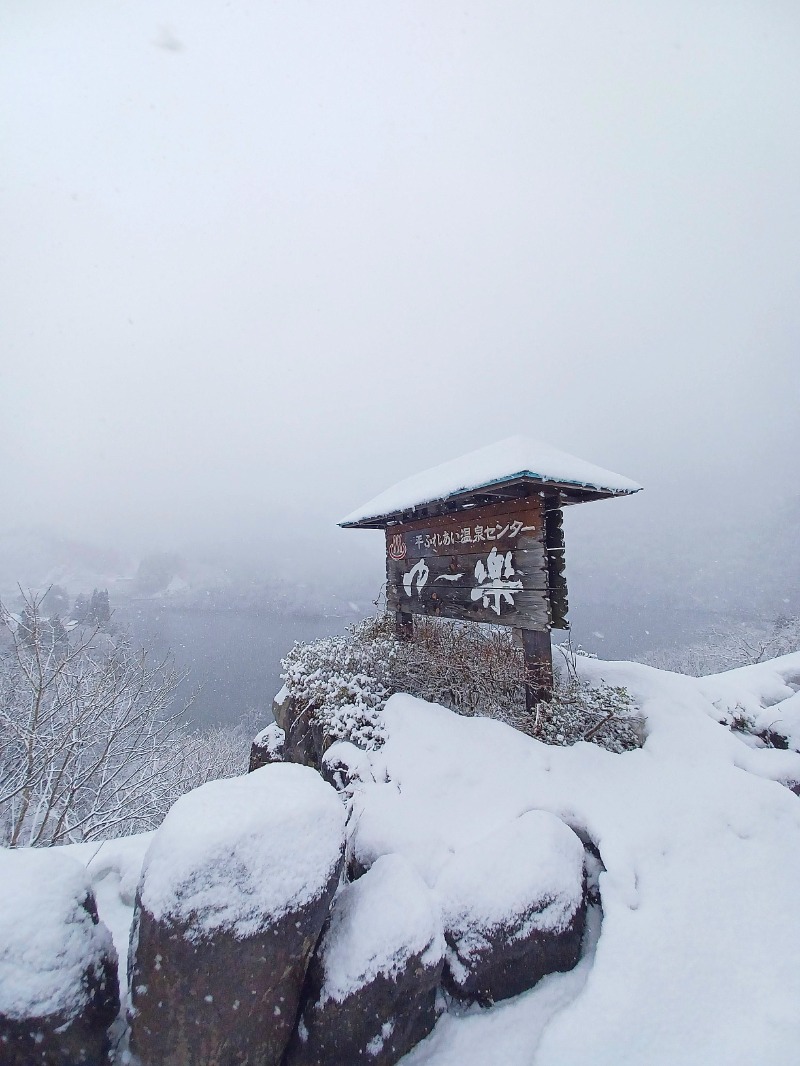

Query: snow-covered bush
[281,615,642,755]
[391,618,531,719]
[280,617,395,750]
[524,642,641,753]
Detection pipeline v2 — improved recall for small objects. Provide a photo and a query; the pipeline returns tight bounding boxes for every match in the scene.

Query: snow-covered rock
[0,849,119,1066]
[286,854,445,1066]
[321,739,375,797]
[128,764,346,1066]
[435,811,586,1004]
[249,721,286,771]
[361,683,800,1066]
[350,784,453,886]
[273,687,328,768]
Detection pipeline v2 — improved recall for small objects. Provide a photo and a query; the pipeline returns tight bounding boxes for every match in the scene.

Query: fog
[2,1,799,702]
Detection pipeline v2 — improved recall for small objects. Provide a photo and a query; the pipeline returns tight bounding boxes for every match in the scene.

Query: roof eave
[339,474,642,530]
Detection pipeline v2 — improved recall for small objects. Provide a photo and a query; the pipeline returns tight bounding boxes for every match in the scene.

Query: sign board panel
[385,498,552,630]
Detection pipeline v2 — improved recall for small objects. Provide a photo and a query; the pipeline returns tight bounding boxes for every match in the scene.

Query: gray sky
[2,1,799,604]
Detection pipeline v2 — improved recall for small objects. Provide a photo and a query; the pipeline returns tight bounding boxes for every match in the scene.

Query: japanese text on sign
[413,520,535,552]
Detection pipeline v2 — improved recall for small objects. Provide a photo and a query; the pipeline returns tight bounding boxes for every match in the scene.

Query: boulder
[0,849,119,1066]
[285,854,445,1066]
[128,763,346,1066]
[320,740,374,796]
[435,810,586,1005]
[273,686,327,769]
[349,785,451,886]
[249,722,286,772]
[271,683,292,730]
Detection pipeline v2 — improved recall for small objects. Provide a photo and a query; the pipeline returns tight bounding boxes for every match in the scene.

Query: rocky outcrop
[0,850,119,1066]
[272,686,327,768]
[285,855,445,1066]
[249,722,286,771]
[128,764,346,1066]
[435,811,587,1005]
[320,740,374,796]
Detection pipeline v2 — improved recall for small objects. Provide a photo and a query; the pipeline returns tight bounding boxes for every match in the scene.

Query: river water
[116,602,350,728]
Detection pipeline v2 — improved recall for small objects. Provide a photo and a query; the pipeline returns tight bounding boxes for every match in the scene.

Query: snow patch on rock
[139,763,345,939]
[318,854,444,1004]
[436,811,585,963]
[0,849,116,1021]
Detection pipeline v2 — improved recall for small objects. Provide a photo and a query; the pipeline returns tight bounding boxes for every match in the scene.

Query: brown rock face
[435,811,588,1006]
[441,887,586,1005]
[248,723,286,772]
[128,869,341,1066]
[285,954,442,1066]
[284,855,445,1066]
[273,692,327,769]
[0,894,119,1066]
[127,763,346,1066]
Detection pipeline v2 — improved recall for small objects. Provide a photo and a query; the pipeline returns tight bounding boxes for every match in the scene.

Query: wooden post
[395,610,413,642]
[520,627,553,711]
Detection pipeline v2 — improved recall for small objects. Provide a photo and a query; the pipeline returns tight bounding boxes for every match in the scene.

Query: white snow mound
[139,763,345,940]
[0,849,116,1021]
[253,722,285,756]
[318,853,444,1004]
[355,684,800,1066]
[436,811,585,958]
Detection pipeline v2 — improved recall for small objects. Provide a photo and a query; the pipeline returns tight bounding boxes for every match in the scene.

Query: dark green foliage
[72,589,111,630]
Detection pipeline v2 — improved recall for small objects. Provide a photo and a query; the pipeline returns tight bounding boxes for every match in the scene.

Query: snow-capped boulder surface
[367,671,800,1066]
[320,739,375,797]
[350,785,453,886]
[435,811,586,1004]
[128,764,346,1066]
[286,854,445,1066]
[248,721,286,771]
[0,849,119,1066]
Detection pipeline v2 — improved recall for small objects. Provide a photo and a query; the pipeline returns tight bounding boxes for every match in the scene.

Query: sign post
[339,437,641,714]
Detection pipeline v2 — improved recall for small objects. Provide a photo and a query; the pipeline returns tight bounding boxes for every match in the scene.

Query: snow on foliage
[0,848,116,1022]
[280,618,395,750]
[317,854,444,1005]
[0,592,267,848]
[281,616,643,755]
[138,764,345,940]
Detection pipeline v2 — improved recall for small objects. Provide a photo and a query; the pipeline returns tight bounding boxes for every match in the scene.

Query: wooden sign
[385,498,551,631]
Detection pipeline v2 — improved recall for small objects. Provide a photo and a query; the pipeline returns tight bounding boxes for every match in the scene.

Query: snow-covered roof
[340,436,641,527]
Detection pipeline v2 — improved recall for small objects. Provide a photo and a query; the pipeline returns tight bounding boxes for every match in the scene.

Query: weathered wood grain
[387,549,548,594]
[521,627,554,706]
[387,581,550,630]
[384,498,544,559]
[384,499,554,631]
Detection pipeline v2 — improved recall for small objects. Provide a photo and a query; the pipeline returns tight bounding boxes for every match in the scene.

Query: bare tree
[643,615,800,676]
[0,591,198,847]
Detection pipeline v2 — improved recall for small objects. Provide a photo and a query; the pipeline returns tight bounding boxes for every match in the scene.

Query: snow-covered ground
[48,652,800,1064]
